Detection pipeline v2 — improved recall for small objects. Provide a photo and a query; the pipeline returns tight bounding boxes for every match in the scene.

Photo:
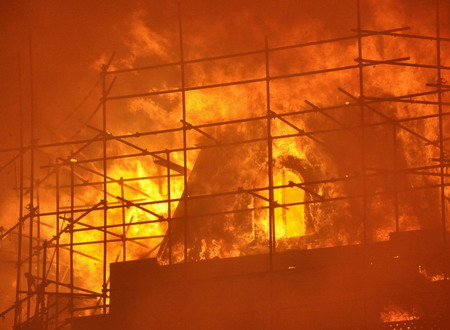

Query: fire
[418,265,446,282]
[2,1,448,326]
[274,168,306,239]
[39,2,444,296]
[380,304,419,323]
[64,155,186,292]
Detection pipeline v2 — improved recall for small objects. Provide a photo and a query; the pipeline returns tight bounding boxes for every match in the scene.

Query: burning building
[0,0,449,328]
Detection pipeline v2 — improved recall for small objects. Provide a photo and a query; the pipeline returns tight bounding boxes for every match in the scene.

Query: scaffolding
[0,0,449,328]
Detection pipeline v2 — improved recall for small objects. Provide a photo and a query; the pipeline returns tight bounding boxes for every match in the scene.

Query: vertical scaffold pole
[27,28,35,322]
[55,165,60,328]
[101,63,108,314]
[36,184,41,283]
[41,239,47,328]
[265,36,275,330]
[435,0,446,248]
[393,124,399,232]
[435,2,448,313]
[356,0,368,326]
[167,151,172,265]
[69,162,75,319]
[120,178,126,262]
[14,51,24,328]
[178,5,189,328]
[265,37,275,268]
[178,3,189,264]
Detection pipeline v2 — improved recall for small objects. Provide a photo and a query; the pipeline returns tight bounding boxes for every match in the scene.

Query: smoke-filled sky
[0,0,446,327]
[0,0,441,143]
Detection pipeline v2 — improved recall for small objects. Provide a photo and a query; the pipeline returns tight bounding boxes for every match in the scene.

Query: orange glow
[381,304,419,323]
[1,1,450,327]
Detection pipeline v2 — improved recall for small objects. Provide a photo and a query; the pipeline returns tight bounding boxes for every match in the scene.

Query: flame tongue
[158,135,269,263]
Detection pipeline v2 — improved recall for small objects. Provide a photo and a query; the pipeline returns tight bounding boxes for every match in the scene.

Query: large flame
[4,0,448,322]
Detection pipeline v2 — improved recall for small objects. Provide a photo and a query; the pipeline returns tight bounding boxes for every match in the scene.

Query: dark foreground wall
[72,230,450,330]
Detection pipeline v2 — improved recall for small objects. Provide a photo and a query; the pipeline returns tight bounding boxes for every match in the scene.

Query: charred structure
[0,0,449,329]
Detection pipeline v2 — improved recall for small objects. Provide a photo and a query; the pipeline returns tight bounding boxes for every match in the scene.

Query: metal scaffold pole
[393,124,399,232]
[265,36,275,267]
[54,165,60,328]
[26,28,35,323]
[356,0,368,326]
[264,35,276,329]
[101,62,108,315]
[435,0,449,314]
[69,161,75,319]
[178,3,189,265]
[14,51,24,328]
[167,150,172,265]
[435,0,447,246]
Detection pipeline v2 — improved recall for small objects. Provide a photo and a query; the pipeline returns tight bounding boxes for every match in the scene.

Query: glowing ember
[381,304,419,323]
